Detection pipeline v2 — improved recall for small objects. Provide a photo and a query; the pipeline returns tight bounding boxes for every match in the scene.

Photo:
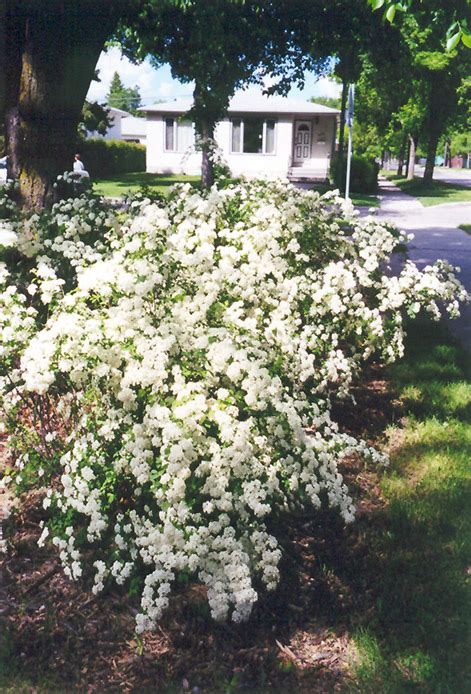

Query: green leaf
[446,21,458,35]
[446,31,461,52]
[461,32,471,49]
[370,0,386,9]
[385,5,397,22]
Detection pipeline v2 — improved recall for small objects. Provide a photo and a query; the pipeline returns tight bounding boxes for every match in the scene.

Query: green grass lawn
[93,172,201,198]
[351,318,471,692]
[383,171,471,206]
[459,224,471,235]
[349,193,380,207]
[94,172,380,207]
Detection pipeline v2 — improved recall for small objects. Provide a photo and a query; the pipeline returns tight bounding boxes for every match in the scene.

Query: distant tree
[106,71,142,115]
[310,95,341,110]
[448,130,471,159]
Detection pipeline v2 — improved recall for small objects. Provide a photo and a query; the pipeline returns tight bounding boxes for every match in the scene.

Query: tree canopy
[356,0,470,181]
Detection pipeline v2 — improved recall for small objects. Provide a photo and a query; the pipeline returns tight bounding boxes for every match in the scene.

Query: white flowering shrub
[0,179,468,631]
[0,180,18,220]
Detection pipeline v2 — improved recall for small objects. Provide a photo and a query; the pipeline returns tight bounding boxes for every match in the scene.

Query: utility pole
[345,84,354,201]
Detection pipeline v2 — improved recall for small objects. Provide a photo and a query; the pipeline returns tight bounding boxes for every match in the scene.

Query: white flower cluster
[0,179,467,631]
[0,180,18,220]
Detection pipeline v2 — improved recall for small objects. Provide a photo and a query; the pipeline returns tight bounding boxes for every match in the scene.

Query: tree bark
[396,143,405,177]
[3,1,125,209]
[423,129,439,185]
[407,134,417,180]
[193,81,217,189]
[423,75,445,186]
[404,138,410,179]
[199,121,215,189]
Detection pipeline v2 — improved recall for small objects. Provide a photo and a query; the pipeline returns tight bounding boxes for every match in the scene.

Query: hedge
[330,153,379,194]
[80,138,146,178]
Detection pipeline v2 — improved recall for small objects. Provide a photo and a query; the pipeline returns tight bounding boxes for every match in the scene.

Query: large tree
[356,0,470,182]
[0,0,131,209]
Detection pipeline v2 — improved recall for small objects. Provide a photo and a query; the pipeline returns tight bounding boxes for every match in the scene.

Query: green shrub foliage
[80,138,146,178]
[331,153,380,193]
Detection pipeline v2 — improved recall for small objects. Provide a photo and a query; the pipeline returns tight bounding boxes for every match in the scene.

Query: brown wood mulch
[0,365,403,693]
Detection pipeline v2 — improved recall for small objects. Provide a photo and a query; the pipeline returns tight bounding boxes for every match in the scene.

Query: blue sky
[86,47,341,108]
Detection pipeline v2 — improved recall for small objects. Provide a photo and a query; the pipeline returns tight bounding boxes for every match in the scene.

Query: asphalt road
[376,178,471,355]
[414,166,471,188]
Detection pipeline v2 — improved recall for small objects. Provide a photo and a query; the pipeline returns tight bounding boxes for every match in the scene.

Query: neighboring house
[141,93,339,181]
[87,107,147,144]
[120,116,147,144]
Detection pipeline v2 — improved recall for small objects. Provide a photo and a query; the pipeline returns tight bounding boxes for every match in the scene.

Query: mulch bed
[0,364,403,693]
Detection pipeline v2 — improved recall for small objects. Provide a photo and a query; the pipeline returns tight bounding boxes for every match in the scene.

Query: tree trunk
[0,0,6,144]
[404,139,410,179]
[193,81,217,189]
[396,143,405,177]
[423,130,439,185]
[200,123,215,189]
[3,1,124,209]
[407,134,417,180]
[423,74,447,186]
[444,140,451,168]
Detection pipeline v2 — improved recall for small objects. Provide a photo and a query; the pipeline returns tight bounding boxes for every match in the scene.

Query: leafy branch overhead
[368,0,471,49]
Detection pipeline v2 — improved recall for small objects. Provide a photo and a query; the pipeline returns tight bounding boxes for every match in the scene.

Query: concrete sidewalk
[376,178,471,354]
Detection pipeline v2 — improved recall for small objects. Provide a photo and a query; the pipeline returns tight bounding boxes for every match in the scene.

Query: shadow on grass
[384,173,471,205]
[347,319,471,691]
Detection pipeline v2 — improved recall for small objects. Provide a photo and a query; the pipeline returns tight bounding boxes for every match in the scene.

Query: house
[120,116,147,144]
[87,107,147,144]
[141,93,339,181]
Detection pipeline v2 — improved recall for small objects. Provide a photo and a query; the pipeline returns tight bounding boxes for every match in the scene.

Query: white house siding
[87,107,134,141]
[103,115,123,140]
[121,116,147,144]
[146,115,201,174]
[144,97,339,181]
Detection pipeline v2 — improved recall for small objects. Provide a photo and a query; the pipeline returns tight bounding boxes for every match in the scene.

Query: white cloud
[308,77,342,99]
[157,80,194,99]
[157,81,176,99]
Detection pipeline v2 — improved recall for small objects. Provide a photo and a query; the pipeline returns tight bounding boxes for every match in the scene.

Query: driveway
[376,178,471,354]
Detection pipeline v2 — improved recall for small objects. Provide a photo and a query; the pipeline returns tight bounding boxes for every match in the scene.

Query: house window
[265,119,276,154]
[231,118,242,152]
[165,117,177,151]
[230,118,277,154]
[243,118,264,153]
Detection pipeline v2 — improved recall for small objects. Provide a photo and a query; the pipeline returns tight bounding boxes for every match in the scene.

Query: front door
[293,121,311,163]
